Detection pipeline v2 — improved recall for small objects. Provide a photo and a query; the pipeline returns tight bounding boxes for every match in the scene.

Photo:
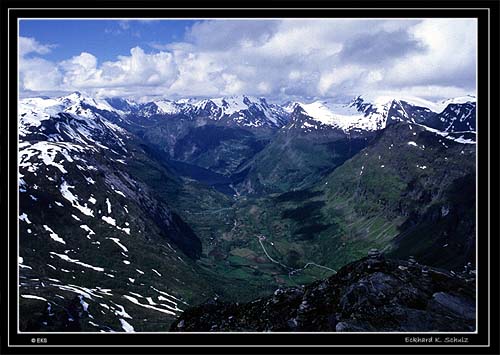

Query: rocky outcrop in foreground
[171,251,476,332]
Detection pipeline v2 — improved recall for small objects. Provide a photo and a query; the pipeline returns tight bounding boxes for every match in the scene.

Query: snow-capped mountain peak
[58,91,117,113]
[288,98,388,132]
[172,95,289,127]
[284,93,476,135]
[212,95,252,114]
[151,100,182,115]
[20,92,476,137]
[356,94,476,115]
[282,101,301,114]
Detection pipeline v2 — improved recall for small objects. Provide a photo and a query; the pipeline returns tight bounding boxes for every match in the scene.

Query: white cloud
[318,65,365,96]
[19,42,179,96]
[385,19,477,89]
[99,47,178,87]
[373,85,474,100]
[19,37,62,92]
[60,52,99,87]
[19,19,477,101]
[20,57,63,91]
[19,36,55,57]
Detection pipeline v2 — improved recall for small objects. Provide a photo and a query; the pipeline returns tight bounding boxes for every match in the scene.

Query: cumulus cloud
[185,20,280,51]
[19,37,62,92]
[18,18,477,101]
[385,19,477,89]
[19,36,56,57]
[68,47,179,88]
[338,29,425,64]
[20,57,63,91]
[60,52,99,87]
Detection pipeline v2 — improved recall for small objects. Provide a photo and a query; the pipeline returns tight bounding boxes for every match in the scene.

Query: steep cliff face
[171,252,476,332]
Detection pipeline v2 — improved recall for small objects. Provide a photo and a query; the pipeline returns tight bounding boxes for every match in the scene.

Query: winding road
[256,235,337,278]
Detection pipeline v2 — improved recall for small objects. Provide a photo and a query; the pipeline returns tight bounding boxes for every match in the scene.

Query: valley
[17,92,477,332]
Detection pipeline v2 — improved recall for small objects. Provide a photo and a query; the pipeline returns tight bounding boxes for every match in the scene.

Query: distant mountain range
[18,91,476,332]
[25,91,475,133]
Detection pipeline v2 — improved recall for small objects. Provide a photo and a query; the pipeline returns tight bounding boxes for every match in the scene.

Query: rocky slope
[18,95,219,332]
[172,251,476,332]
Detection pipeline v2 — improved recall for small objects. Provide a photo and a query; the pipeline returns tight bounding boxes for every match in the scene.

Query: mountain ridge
[172,252,476,332]
[21,91,477,135]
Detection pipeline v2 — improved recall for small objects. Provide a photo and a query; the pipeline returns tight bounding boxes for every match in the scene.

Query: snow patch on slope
[295,100,386,131]
[60,180,94,217]
[49,252,105,272]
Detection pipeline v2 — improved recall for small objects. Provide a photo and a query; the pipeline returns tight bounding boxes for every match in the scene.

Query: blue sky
[18,19,478,102]
[19,19,194,62]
